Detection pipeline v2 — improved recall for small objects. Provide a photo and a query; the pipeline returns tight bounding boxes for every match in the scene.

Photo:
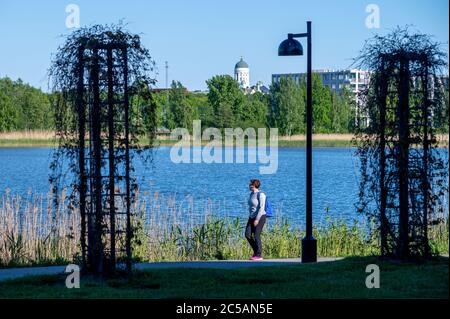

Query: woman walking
[245,179,266,260]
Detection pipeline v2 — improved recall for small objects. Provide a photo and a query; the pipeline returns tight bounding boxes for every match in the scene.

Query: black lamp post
[278,21,317,263]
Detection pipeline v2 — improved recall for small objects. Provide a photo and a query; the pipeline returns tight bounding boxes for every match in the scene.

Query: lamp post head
[278,34,303,56]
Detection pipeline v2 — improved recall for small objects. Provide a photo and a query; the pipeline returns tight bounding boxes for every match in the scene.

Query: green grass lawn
[1,256,448,299]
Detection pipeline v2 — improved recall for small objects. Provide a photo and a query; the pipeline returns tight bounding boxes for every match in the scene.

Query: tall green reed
[1,189,448,267]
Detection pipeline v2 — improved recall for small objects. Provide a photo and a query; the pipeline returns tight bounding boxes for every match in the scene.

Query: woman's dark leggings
[245,215,266,257]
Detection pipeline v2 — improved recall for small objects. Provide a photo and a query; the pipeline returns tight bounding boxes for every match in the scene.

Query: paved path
[0,257,343,282]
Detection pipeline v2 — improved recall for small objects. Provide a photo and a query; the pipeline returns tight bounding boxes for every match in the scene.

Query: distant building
[234,57,250,89]
[191,89,209,94]
[233,57,268,94]
[151,87,188,93]
[272,69,370,96]
[272,69,371,126]
[245,81,270,95]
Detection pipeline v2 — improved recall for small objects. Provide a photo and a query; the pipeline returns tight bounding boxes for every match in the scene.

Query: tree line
[0,77,53,131]
[1,75,448,134]
[153,74,358,135]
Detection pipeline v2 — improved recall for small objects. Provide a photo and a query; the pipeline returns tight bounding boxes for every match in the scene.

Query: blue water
[0,147,447,226]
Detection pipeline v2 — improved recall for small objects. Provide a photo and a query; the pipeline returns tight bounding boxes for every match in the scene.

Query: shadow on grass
[0,256,448,299]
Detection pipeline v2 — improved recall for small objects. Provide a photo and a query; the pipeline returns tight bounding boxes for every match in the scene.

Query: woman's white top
[248,190,266,221]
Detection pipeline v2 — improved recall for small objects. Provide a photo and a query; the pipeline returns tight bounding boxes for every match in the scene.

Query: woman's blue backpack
[257,192,273,218]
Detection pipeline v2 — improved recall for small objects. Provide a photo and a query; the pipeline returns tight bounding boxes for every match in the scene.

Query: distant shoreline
[0,131,448,148]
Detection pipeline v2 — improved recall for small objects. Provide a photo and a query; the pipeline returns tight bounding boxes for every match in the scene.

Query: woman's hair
[249,179,261,189]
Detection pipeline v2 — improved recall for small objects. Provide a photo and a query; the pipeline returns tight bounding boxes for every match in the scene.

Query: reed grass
[0,130,55,140]
[0,190,448,267]
[0,189,79,267]
[2,131,448,148]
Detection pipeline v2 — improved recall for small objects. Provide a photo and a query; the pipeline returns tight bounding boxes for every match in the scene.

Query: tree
[329,88,353,133]
[18,85,52,130]
[206,75,245,129]
[188,93,211,126]
[151,90,167,129]
[243,92,269,129]
[168,81,193,131]
[131,81,159,139]
[0,89,18,131]
[341,87,358,133]
[270,76,304,136]
[0,77,53,131]
[311,73,332,133]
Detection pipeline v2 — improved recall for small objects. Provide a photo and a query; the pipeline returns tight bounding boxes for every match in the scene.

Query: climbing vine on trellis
[354,27,448,259]
[49,24,158,275]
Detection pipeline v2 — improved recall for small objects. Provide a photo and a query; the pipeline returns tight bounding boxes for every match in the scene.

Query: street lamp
[278,21,317,263]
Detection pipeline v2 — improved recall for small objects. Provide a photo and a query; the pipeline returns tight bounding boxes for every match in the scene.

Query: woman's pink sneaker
[250,256,263,261]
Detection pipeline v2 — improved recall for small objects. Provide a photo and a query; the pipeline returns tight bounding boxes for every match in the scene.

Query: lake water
[0,147,448,227]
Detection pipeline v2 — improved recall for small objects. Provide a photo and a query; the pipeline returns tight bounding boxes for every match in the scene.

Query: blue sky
[0,0,448,91]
